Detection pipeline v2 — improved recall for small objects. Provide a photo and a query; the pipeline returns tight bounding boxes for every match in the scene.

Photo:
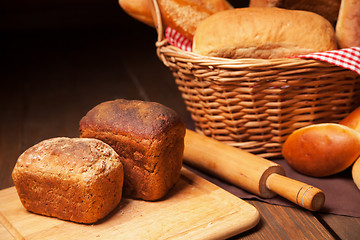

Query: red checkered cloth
[165,27,193,52]
[165,27,360,75]
[297,47,360,75]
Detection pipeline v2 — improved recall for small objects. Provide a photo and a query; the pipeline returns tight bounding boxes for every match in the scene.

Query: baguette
[340,106,360,132]
[335,0,360,48]
[118,0,233,40]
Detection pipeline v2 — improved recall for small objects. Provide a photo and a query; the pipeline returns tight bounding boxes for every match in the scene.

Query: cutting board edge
[0,169,260,240]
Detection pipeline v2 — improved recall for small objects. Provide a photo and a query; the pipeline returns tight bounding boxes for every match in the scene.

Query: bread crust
[335,0,360,48]
[12,137,124,223]
[193,7,337,59]
[79,99,186,200]
[118,0,233,40]
[340,106,360,132]
[282,123,360,177]
[249,0,341,25]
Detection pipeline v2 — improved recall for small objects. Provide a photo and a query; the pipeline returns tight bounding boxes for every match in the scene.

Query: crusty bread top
[118,0,233,39]
[79,99,184,139]
[249,0,341,25]
[13,137,122,178]
[193,7,337,59]
[335,0,360,48]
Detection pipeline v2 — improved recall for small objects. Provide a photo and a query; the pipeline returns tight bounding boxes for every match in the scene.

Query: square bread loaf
[12,137,124,224]
[79,99,186,200]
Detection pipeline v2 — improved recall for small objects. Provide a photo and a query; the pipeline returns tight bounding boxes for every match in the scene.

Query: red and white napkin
[165,27,193,52]
[165,27,360,75]
[297,47,360,75]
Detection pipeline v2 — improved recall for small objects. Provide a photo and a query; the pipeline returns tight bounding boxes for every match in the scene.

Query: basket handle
[148,0,166,44]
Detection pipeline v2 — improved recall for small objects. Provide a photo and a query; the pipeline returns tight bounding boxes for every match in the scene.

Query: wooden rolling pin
[184,129,325,211]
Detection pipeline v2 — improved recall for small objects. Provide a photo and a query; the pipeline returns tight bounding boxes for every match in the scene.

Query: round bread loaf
[193,7,337,59]
[12,137,124,224]
[282,123,360,177]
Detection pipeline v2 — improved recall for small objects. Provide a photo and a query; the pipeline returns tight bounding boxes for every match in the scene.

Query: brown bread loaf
[12,137,124,224]
[79,99,186,201]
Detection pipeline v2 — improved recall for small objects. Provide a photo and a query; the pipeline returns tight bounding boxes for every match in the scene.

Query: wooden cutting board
[0,168,259,240]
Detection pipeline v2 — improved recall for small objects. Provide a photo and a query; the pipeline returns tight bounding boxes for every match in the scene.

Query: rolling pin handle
[265,173,325,211]
[184,129,326,211]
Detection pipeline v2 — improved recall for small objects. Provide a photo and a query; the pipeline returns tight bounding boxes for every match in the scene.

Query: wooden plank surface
[1,5,360,239]
[0,168,260,240]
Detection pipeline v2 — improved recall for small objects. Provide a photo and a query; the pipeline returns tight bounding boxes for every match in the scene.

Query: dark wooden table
[1,2,360,239]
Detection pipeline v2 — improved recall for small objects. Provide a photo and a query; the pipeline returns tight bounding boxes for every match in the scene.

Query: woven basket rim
[157,40,334,67]
[150,0,357,74]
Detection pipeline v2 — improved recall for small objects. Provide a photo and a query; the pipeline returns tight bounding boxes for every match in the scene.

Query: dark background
[0,0,249,144]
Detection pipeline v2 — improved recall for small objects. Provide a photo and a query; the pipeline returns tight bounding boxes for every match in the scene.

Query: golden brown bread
[249,0,341,25]
[12,137,124,224]
[119,0,155,27]
[352,156,360,190]
[192,7,337,59]
[340,106,360,132]
[118,0,233,40]
[79,99,186,201]
[335,0,360,48]
[282,123,360,177]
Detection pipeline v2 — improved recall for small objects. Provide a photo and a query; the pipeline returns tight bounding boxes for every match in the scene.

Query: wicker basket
[150,0,360,158]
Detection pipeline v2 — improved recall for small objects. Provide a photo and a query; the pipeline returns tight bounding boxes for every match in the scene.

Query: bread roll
[12,137,124,224]
[352,156,360,190]
[119,0,155,27]
[193,7,337,59]
[118,0,233,40]
[335,0,360,48]
[282,123,360,177]
[79,99,186,201]
[340,106,360,132]
[249,0,341,25]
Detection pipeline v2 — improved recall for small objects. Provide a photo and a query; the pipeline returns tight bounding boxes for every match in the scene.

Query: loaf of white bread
[192,7,337,59]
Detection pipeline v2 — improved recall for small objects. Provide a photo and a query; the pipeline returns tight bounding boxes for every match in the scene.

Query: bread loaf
[249,0,341,25]
[79,99,186,201]
[335,0,360,48]
[282,123,360,177]
[118,0,154,27]
[118,0,233,40]
[193,7,337,59]
[352,157,360,190]
[340,106,360,132]
[12,137,124,224]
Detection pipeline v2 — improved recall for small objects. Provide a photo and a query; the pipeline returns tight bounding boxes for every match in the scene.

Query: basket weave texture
[151,0,360,158]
